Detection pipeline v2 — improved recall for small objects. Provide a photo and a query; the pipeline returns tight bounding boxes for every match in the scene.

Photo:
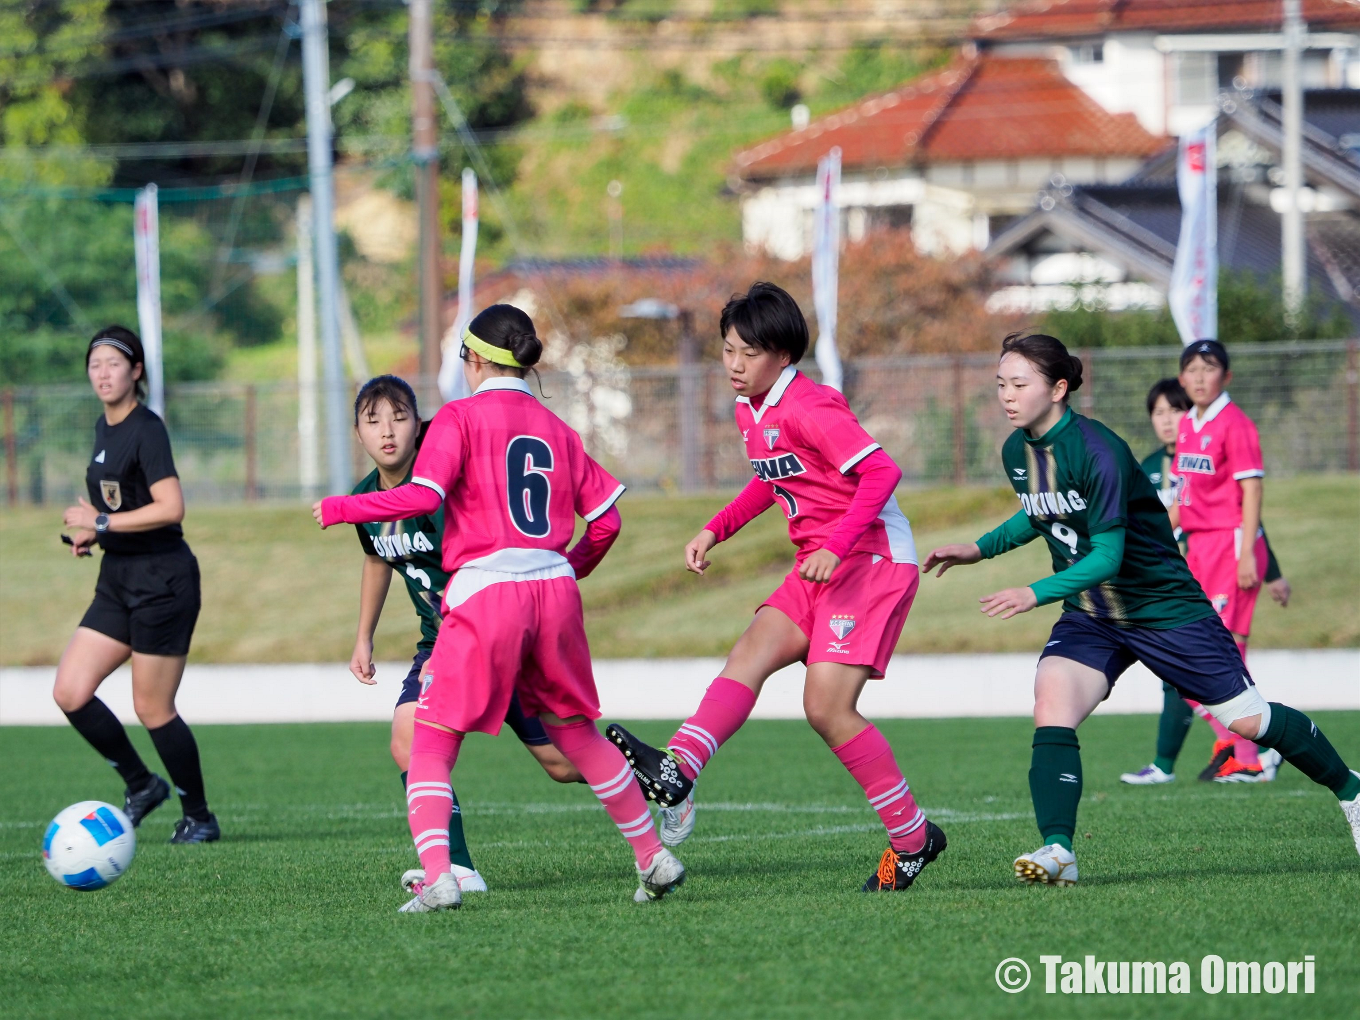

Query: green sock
[1154,683,1193,773]
[1258,703,1358,800]
[403,771,476,870]
[1030,726,1082,851]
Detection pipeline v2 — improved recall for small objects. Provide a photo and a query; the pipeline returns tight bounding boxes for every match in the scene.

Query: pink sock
[545,719,663,870]
[1228,641,1261,765]
[667,677,758,781]
[406,723,464,881]
[832,724,926,854]
[1188,699,1258,766]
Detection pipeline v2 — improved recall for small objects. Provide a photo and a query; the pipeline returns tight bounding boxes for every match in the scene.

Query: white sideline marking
[3,650,1356,725]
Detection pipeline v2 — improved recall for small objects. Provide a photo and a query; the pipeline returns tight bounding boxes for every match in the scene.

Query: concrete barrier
[2,650,1355,726]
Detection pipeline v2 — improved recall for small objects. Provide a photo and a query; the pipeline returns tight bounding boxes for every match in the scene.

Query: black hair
[999,332,1084,396]
[1145,377,1191,416]
[86,325,146,399]
[354,374,419,426]
[1179,338,1229,373]
[719,282,809,364]
[465,304,543,374]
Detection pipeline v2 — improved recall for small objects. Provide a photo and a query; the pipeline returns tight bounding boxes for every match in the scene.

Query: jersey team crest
[99,479,122,510]
[763,427,780,450]
[828,614,856,640]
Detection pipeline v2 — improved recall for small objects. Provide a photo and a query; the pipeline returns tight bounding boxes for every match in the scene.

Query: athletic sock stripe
[590,763,633,793]
[869,779,909,808]
[618,820,655,838]
[677,724,719,757]
[407,789,454,803]
[671,746,703,773]
[887,811,925,836]
[407,782,453,792]
[615,809,652,832]
[413,828,450,844]
[594,776,635,800]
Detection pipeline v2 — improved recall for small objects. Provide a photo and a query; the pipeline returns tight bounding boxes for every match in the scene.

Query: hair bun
[1066,355,1085,394]
[509,331,542,368]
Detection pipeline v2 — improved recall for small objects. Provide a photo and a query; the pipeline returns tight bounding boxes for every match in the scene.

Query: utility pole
[1281,0,1306,322]
[301,0,349,493]
[410,0,443,392]
[296,194,319,498]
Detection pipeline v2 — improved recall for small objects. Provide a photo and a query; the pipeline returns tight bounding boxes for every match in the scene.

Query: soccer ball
[42,801,136,891]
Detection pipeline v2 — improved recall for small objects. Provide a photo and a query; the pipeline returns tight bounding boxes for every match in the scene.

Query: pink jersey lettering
[1173,393,1264,533]
[731,368,916,564]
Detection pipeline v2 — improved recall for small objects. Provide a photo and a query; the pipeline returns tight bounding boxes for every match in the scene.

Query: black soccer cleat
[604,723,693,807]
[124,773,171,828]
[1198,739,1234,782]
[169,814,221,844]
[862,820,948,892]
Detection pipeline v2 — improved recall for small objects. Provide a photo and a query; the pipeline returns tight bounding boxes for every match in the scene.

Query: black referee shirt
[86,403,185,555]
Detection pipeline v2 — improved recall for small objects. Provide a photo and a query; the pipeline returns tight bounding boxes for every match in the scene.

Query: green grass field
[1,475,1356,665]
[4,715,1358,1019]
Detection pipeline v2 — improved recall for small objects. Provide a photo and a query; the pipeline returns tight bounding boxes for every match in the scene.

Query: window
[1070,42,1103,64]
[1175,52,1217,105]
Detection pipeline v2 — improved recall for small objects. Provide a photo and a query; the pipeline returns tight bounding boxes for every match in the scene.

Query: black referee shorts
[80,544,201,657]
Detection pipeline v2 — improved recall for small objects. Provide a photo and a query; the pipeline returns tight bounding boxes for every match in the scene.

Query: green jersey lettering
[1001,410,1214,629]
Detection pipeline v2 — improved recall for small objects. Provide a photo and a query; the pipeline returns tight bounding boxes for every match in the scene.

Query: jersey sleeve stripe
[583,483,626,522]
[1231,469,1265,480]
[412,475,446,499]
[839,443,881,474]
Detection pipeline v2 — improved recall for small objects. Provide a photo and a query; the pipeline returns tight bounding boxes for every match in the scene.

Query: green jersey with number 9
[1000,410,1214,629]
[352,466,450,655]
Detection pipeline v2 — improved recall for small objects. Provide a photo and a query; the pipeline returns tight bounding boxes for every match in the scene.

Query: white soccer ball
[42,801,136,891]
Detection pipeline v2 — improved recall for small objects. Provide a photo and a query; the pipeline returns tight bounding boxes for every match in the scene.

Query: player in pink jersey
[605,282,944,893]
[313,305,684,911]
[1173,339,1272,783]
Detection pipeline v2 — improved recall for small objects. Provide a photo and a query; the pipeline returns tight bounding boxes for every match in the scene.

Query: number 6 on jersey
[507,435,554,537]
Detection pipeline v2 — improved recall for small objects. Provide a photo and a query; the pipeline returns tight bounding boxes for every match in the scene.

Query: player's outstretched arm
[567,506,621,579]
[922,543,983,577]
[350,555,392,685]
[313,482,442,529]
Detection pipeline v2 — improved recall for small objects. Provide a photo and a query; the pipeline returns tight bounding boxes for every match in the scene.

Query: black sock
[1029,726,1082,852]
[1154,683,1194,772]
[400,771,408,790]
[1258,703,1357,799]
[63,697,152,787]
[147,716,210,821]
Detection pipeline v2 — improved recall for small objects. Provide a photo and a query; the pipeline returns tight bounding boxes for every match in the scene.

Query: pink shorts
[417,575,600,735]
[1185,528,1267,638]
[761,553,919,679]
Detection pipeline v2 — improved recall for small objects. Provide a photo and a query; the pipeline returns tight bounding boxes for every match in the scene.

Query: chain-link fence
[3,339,1357,507]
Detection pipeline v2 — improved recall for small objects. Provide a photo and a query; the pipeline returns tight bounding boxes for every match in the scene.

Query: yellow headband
[462,329,522,368]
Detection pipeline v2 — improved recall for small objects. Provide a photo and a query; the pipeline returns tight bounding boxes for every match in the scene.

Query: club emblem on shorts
[1210,594,1230,613]
[417,672,435,709]
[763,427,780,450]
[828,614,856,641]
[99,480,122,510]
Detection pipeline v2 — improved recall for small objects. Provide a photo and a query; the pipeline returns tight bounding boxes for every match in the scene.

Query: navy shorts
[1039,612,1253,707]
[396,649,551,746]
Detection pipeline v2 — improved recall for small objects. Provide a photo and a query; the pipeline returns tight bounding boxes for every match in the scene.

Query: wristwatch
[94,513,110,533]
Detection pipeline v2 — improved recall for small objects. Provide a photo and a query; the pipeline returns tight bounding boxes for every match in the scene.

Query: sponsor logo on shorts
[1177,453,1215,474]
[826,640,851,654]
[99,479,122,510]
[1059,773,1079,783]
[763,427,780,450]
[828,614,856,640]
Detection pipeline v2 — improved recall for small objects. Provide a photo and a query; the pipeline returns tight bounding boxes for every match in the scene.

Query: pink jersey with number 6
[1173,393,1264,534]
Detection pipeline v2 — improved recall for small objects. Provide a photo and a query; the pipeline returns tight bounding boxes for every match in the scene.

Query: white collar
[736,366,797,424]
[474,376,532,396]
[1188,391,1231,433]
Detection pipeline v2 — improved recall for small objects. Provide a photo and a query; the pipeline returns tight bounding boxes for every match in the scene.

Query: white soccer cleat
[1258,748,1282,782]
[634,847,686,903]
[1014,843,1078,886]
[660,788,697,847]
[403,866,488,894]
[398,871,462,913]
[1119,763,1175,785]
[1340,770,1360,858]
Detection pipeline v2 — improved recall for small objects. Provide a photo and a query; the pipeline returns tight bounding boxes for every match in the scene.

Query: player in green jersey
[348,376,580,894]
[1121,379,1291,787]
[924,334,1360,885]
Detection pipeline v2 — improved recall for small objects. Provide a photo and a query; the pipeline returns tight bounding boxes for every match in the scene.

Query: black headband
[1181,339,1228,371]
[89,337,137,360]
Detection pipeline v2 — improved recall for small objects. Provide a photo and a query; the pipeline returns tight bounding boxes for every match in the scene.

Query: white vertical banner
[1169,124,1217,344]
[812,147,842,391]
[133,184,165,416]
[438,168,478,402]
[296,194,319,497]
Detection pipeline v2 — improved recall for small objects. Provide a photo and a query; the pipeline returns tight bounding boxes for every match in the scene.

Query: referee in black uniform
[55,326,218,843]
